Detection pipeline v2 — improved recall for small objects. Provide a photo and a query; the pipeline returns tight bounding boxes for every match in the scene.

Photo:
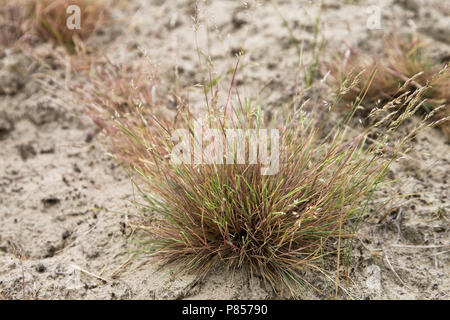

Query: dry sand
[0,0,449,299]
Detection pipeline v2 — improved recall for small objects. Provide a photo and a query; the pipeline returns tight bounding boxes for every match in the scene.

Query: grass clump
[1,0,107,53]
[26,0,106,52]
[0,3,29,51]
[327,34,449,138]
[78,57,434,297]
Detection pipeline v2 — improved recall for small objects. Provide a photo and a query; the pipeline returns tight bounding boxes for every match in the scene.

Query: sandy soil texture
[0,0,449,299]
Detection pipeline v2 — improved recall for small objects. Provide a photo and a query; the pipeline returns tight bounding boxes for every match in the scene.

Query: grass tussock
[76,58,434,297]
[1,0,107,53]
[0,3,29,51]
[328,34,449,138]
[26,0,106,52]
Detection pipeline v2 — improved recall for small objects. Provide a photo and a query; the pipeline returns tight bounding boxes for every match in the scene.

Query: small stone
[0,113,13,140]
[40,142,55,154]
[17,143,36,160]
[83,245,99,259]
[36,264,46,273]
[85,132,94,143]
[232,11,248,29]
[364,265,383,298]
[0,53,32,95]
[26,96,60,126]
[0,70,21,94]
[42,197,61,208]
[432,225,445,232]
[62,230,71,240]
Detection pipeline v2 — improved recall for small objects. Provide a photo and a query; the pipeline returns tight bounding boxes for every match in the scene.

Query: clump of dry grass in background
[327,34,449,138]
[26,0,106,52]
[70,57,173,164]
[73,54,436,297]
[1,0,107,54]
[0,3,30,51]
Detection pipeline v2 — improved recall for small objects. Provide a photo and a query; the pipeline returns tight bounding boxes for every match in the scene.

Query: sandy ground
[0,0,449,299]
